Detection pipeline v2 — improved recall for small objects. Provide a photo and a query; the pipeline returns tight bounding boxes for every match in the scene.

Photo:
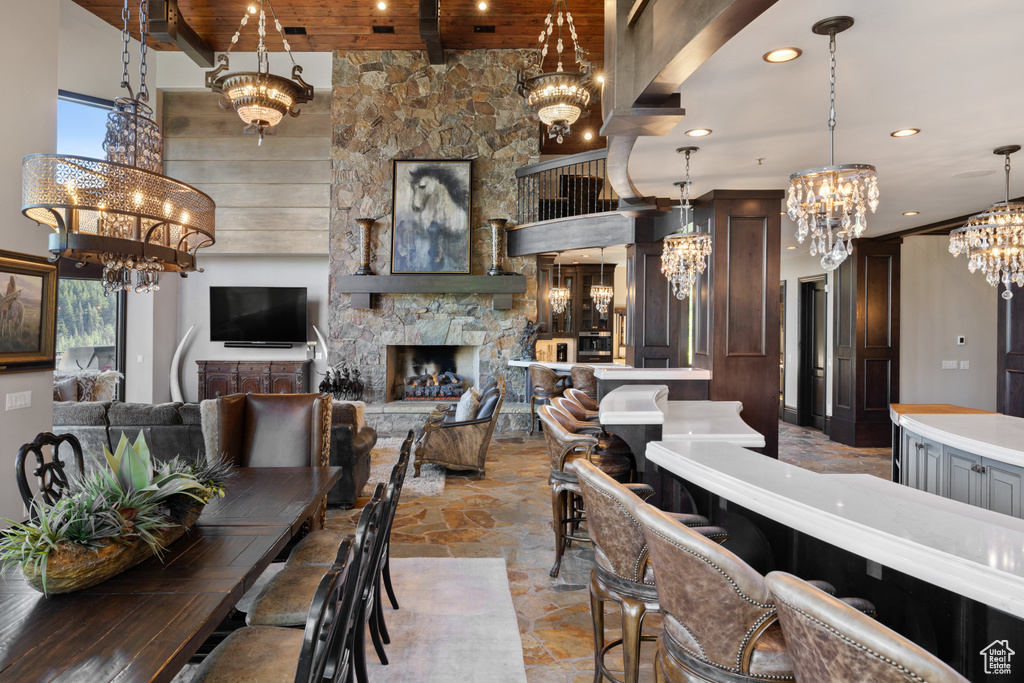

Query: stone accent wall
[328,49,539,428]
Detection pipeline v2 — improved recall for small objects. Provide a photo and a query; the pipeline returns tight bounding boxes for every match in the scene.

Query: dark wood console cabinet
[197,360,310,400]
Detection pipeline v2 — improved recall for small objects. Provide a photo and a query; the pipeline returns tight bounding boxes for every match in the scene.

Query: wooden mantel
[335,274,527,310]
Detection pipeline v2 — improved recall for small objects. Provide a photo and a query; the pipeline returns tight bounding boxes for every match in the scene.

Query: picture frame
[0,249,58,374]
[391,159,472,274]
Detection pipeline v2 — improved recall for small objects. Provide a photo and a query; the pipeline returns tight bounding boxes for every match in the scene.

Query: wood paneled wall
[998,293,1024,416]
[162,91,331,255]
[830,239,901,446]
[625,241,685,369]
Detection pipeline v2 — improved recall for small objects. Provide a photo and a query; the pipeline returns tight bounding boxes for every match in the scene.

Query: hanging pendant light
[549,251,571,314]
[591,247,613,315]
[206,0,314,144]
[949,145,1024,300]
[515,0,594,144]
[21,0,215,294]
[786,16,878,271]
[661,147,712,300]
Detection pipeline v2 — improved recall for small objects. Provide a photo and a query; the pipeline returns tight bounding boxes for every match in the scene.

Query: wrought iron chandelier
[591,247,613,315]
[949,145,1024,300]
[786,16,878,271]
[206,0,314,144]
[662,147,712,300]
[515,0,594,143]
[549,252,571,315]
[21,0,215,294]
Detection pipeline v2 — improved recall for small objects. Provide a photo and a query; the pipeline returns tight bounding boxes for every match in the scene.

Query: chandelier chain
[120,0,131,90]
[266,0,298,66]
[1007,153,1012,205]
[828,31,836,166]
[138,0,149,102]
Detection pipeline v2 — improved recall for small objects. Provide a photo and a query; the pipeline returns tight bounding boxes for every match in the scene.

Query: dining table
[0,466,342,683]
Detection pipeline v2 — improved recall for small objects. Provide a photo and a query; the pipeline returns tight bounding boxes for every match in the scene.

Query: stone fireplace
[386,345,480,402]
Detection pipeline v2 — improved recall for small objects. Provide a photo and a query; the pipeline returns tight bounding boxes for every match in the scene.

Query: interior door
[798,278,827,430]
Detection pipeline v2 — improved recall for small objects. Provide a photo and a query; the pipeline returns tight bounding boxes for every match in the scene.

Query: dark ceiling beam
[148,0,214,68]
[419,0,444,65]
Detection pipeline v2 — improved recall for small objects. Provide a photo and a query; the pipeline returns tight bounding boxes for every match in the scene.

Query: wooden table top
[890,403,998,417]
[0,466,341,683]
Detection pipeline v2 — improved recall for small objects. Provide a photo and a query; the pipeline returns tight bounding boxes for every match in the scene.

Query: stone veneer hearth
[327,49,539,433]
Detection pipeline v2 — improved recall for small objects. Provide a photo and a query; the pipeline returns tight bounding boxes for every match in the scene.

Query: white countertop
[507,360,629,372]
[646,440,1024,616]
[599,385,765,447]
[592,367,712,381]
[898,413,1024,468]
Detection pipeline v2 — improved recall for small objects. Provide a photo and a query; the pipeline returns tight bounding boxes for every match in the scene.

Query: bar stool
[538,405,631,578]
[575,459,727,683]
[570,364,598,400]
[766,572,968,683]
[529,363,567,435]
[565,387,600,418]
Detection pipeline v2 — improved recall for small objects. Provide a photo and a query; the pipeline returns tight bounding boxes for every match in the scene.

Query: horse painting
[392,160,471,273]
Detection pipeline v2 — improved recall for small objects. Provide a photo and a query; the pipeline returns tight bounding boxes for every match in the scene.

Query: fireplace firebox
[386,345,480,402]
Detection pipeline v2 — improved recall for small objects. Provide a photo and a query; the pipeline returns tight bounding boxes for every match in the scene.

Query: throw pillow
[53,377,79,402]
[454,390,479,422]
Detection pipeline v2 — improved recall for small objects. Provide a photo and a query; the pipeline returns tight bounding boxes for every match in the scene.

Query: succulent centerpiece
[0,432,231,595]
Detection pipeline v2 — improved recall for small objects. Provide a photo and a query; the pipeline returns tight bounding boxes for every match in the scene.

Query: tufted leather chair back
[569,364,597,399]
[538,405,596,471]
[636,502,776,674]
[529,364,563,397]
[214,393,331,468]
[565,388,599,412]
[575,458,649,584]
[766,572,968,683]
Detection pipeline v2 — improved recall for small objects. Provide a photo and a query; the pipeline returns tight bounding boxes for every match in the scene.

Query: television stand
[197,360,310,399]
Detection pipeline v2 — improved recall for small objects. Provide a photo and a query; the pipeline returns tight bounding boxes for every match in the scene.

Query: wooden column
[692,190,783,458]
[830,239,901,447]
[625,241,686,368]
[997,292,1024,417]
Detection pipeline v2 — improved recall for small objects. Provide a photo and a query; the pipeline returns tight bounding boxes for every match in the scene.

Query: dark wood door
[799,277,827,430]
[998,291,1024,417]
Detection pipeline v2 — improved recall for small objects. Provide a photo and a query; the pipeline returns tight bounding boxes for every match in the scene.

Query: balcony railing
[515,148,619,225]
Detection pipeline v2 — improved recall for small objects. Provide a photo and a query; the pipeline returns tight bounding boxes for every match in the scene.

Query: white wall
[901,235,997,410]
[1,0,60,524]
[59,0,147,101]
[175,255,330,403]
[779,254,831,417]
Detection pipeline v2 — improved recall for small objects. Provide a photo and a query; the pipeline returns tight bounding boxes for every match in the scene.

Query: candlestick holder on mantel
[355,218,375,275]
[487,218,508,276]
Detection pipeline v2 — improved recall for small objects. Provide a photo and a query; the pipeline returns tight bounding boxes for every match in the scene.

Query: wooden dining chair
[16,432,85,519]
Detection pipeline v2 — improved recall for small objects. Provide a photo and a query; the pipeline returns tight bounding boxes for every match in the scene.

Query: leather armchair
[569,364,597,400]
[766,572,967,683]
[415,378,505,477]
[328,402,377,508]
[204,393,332,468]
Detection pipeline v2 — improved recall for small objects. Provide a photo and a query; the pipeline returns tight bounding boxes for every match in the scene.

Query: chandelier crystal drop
[21,0,215,294]
[661,147,712,300]
[590,247,613,315]
[787,16,878,271]
[515,0,594,143]
[949,145,1024,300]
[206,0,314,144]
[549,252,571,315]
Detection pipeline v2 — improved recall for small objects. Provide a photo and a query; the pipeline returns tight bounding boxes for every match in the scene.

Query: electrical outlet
[942,360,957,369]
[957,335,966,345]
[5,391,31,411]
[960,360,970,370]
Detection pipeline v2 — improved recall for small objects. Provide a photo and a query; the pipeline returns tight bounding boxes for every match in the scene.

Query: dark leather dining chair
[16,432,85,519]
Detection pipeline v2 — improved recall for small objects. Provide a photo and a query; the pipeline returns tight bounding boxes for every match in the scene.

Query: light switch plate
[960,360,970,370]
[942,360,957,369]
[5,391,31,410]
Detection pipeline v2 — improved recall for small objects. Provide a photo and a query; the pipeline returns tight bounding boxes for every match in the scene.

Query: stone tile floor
[326,422,891,683]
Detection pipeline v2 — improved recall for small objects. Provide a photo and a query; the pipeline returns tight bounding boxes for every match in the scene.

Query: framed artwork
[391,159,472,274]
[0,249,58,374]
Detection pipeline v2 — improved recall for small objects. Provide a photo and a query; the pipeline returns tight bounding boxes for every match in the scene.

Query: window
[54,92,127,394]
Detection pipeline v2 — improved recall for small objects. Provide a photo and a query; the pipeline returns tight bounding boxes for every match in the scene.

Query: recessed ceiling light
[786,246,797,250]
[685,128,712,137]
[377,1,386,9]
[248,4,257,13]
[596,75,604,83]
[763,47,802,63]
[478,1,487,9]
[903,211,919,216]
[891,128,920,137]
[584,132,593,140]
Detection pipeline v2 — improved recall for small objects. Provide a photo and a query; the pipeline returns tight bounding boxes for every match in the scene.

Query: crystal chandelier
[591,247,613,315]
[549,252,571,315]
[786,16,878,271]
[515,0,594,143]
[206,0,314,144]
[949,145,1024,300]
[662,147,712,300]
[21,0,215,294]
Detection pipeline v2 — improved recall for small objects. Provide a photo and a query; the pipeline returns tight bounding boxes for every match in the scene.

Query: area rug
[360,437,446,499]
[366,557,527,683]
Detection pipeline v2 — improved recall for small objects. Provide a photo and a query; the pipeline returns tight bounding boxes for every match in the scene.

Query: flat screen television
[210,286,307,345]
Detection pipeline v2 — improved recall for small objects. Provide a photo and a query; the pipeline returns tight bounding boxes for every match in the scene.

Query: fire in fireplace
[405,371,465,400]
